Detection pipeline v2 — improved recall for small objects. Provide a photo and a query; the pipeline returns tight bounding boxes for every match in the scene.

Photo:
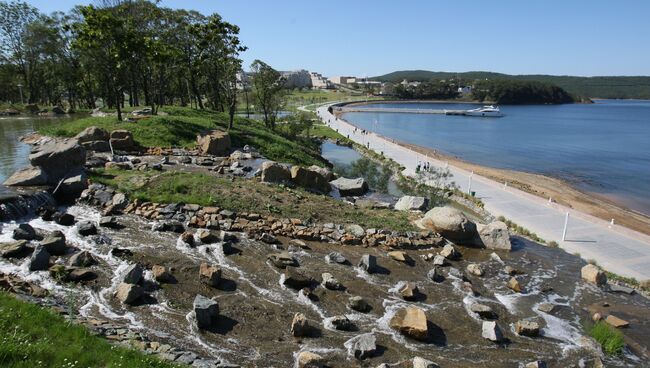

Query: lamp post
[17,84,24,105]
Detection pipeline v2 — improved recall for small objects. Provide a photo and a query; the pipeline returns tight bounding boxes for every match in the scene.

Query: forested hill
[372,70,650,99]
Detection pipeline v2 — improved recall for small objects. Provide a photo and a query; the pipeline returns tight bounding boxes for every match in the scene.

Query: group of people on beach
[416,161,433,173]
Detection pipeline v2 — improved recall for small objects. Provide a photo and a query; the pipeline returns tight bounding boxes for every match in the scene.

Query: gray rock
[537,303,556,314]
[77,221,97,236]
[268,252,297,269]
[394,196,429,211]
[470,303,497,320]
[439,243,460,260]
[29,245,50,271]
[330,315,355,331]
[99,216,121,228]
[193,294,219,329]
[197,131,230,156]
[345,224,365,237]
[52,212,75,226]
[69,250,97,267]
[348,296,369,313]
[346,333,377,360]
[291,312,311,337]
[330,177,368,197]
[321,272,343,290]
[109,130,135,151]
[75,126,109,144]
[0,240,28,258]
[3,166,49,186]
[432,255,449,266]
[260,232,278,244]
[525,361,548,368]
[111,193,128,209]
[28,137,86,183]
[13,223,37,240]
[260,161,291,184]
[481,321,504,342]
[123,263,143,284]
[115,282,144,305]
[515,320,540,337]
[282,268,313,290]
[412,357,440,368]
[40,231,67,255]
[358,254,377,273]
[418,206,477,243]
[325,252,347,264]
[466,263,484,277]
[290,166,331,194]
[475,221,512,251]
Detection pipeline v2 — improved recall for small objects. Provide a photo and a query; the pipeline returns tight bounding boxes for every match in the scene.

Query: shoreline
[332,110,650,237]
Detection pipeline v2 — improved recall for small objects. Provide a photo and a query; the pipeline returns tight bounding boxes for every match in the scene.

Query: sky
[25,0,650,77]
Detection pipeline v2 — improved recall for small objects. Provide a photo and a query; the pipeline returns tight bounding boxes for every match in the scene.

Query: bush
[588,321,625,356]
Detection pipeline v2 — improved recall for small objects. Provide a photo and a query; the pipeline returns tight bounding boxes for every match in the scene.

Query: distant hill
[372,70,650,99]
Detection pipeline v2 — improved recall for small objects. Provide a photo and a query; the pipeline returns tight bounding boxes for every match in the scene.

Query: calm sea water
[343,100,650,216]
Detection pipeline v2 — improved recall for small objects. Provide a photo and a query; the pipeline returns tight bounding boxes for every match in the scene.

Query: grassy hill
[372,70,650,99]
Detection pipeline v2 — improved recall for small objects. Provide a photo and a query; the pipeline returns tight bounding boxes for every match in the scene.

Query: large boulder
[417,206,477,243]
[29,245,50,271]
[74,126,109,144]
[308,165,334,181]
[581,264,607,285]
[40,232,67,255]
[109,130,135,151]
[290,166,331,194]
[3,166,49,186]
[260,161,291,184]
[475,221,512,250]
[390,307,428,340]
[197,131,231,156]
[330,177,368,197]
[28,138,86,184]
[0,240,28,258]
[394,196,429,212]
[115,282,144,305]
[194,295,219,329]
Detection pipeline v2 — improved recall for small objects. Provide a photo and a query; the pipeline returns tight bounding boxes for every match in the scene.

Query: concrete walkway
[316,105,650,281]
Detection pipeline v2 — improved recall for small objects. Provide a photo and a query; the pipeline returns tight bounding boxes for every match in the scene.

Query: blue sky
[26,0,650,77]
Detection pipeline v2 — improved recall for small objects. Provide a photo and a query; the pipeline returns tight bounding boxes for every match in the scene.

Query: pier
[336,106,467,115]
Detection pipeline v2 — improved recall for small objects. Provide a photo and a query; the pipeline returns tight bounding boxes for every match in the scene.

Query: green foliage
[497,216,546,243]
[250,59,286,129]
[393,79,459,100]
[472,79,575,104]
[0,292,178,367]
[588,321,625,356]
[333,157,393,194]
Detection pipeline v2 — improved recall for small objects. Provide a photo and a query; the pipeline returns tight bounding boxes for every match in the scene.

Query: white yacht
[464,105,504,117]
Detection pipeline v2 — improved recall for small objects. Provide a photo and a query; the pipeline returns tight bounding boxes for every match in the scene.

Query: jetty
[336,106,467,115]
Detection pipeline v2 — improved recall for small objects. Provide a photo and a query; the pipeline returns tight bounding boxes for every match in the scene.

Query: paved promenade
[316,105,650,281]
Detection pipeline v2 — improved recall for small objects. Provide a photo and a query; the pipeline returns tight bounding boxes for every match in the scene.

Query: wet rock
[432,255,448,266]
[394,196,429,212]
[197,130,231,156]
[475,221,512,251]
[12,223,37,241]
[290,166,331,194]
[123,263,144,284]
[525,361,548,368]
[268,251,297,269]
[197,229,220,244]
[330,315,355,331]
[481,321,504,342]
[537,303,556,314]
[325,251,347,264]
[1,240,29,258]
[193,294,219,329]
[99,216,121,229]
[152,265,173,283]
[52,212,75,226]
[581,264,607,285]
[390,307,428,340]
[412,357,440,368]
[28,246,50,271]
[115,282,144,305]
[427,267,443,282]
[69,250,97,267]
[260,161,291,184]
[348,296,370,313]
[321,272,343,290]
[439,243,460,260]
[470,303,498,320]
[296,351,325,368]
[608,283,635,294]
[504,265,523,276]
[507,277,522,293]
[260,233,278,244]
[291,313,311,337]
[398,282,419,301]
[3,166,49,186]
[418,206,477,243]
[40,231,67,255]
[77,221,97,236]
[152,220,184,233]
[67,268,97,282]
[199,262,221,287]
[387,251,411,263]
[330,177,368,197]
[180,231,195,246]
[282,268,313,290]
[345,333,377,360]
[109,130,135,151]
[515,320,540,337]
[605,314,629,328]
[466,263,484,277]
[358,254,377,273]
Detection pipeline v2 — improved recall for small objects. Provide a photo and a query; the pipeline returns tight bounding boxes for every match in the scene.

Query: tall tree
[250,59,285,129]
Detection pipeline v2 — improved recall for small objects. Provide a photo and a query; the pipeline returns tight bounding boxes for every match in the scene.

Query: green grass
[89,169,415,232]
[0,292,178,367]
[39,106,327,167]
[588,321,625,356]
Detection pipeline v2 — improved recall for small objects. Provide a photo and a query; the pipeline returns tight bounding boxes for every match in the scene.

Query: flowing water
[1,204,649,366]
[342,100,650,216]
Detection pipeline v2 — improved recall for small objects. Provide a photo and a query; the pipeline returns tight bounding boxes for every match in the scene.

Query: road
[316,104,650,281]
